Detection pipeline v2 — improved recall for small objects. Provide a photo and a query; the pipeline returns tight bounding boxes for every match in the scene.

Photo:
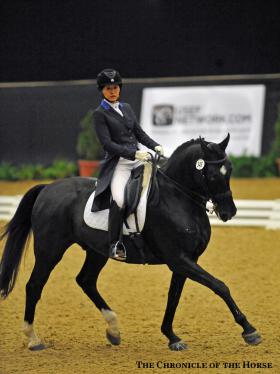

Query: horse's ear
[219,133,230,151]
[200,139,209,154]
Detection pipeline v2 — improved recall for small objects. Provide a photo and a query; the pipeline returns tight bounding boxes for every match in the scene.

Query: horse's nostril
[220,213,228,222]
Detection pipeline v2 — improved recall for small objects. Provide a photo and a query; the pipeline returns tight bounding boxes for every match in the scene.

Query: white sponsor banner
[140,85,266,156]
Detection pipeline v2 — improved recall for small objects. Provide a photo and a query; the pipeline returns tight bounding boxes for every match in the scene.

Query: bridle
[200,156,233,203]
[149,152,232,212]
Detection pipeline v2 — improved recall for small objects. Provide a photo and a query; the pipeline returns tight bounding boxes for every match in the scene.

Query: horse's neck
[156,171,207,218]
[162,161,199,195]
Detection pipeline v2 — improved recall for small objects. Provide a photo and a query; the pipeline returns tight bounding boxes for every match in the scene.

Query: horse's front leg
[168,257,262,346]
[161,272,187,351]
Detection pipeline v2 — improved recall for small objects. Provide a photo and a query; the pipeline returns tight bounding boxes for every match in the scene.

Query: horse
[0,134,262,351]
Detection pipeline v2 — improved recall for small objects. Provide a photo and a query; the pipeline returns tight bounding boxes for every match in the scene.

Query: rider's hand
[154,145,164,156]
[135,151,152,162]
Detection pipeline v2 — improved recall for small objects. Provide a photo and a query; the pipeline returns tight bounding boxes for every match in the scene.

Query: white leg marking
[101,309,120,338]
[22,321,42,349]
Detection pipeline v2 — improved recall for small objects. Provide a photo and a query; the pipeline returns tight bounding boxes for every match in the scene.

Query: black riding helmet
[97,69,122,91]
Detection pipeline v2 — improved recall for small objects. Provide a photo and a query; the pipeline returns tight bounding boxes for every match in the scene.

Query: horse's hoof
[242,331,262,345]
[106,329,121,346]
[169,341,188,351]
[29,343,47,351]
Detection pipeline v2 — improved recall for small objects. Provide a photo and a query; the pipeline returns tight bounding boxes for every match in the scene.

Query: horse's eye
[220,165,227,175]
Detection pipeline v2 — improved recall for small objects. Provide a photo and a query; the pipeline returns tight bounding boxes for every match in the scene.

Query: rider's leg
[109,158,142,259]
[108,200,126,259]
[110,158,143,208]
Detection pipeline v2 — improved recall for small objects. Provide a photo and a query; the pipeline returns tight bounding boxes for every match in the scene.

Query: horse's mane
[168,136,227,162]
[161,137,207,172]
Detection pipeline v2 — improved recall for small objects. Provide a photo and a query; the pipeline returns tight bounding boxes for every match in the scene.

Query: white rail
[0,196,280,229]
[0,195,22,221]
[208,199,280,229]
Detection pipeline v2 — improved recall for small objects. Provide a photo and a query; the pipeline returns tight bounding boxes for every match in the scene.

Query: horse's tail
[0,184,46,299]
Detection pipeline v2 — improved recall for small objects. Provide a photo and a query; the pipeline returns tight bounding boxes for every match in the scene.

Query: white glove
[135,151,152,162]
[154,145,164,156]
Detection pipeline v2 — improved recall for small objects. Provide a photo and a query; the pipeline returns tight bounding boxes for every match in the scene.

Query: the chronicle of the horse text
[135,360,273,370]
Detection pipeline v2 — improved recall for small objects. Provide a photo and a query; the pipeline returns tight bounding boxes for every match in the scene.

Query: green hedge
[0,160,78,181]
[229,102,280,177]
[230,153,278,178]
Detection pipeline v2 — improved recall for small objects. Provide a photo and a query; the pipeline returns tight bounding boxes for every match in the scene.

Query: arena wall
[1,75,280,165]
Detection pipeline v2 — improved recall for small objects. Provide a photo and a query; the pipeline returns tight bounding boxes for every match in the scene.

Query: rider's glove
[154,145,164,156]
[135,151,152,162]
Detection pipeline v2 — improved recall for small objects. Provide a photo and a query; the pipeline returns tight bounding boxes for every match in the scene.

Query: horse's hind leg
[76,250,121,345]
[23,238,69,350]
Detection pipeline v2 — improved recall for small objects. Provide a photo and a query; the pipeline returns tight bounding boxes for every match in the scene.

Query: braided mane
[161,137,208,173]
[169,137,208,159]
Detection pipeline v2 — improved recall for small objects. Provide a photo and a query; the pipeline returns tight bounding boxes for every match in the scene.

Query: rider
[91,68,164,260]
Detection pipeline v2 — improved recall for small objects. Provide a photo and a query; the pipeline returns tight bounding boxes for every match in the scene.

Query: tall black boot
[108,201,126,260]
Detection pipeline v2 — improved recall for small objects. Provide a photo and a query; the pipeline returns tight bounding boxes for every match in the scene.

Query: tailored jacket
[91,99,159,212]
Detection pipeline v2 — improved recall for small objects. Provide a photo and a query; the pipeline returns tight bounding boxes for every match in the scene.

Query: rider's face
[102,84,120,103]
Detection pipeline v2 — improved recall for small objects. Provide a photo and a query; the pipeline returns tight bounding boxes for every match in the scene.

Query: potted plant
[77,110,103,177]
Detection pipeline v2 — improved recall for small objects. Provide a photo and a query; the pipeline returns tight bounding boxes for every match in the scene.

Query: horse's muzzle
[213,192,237,222]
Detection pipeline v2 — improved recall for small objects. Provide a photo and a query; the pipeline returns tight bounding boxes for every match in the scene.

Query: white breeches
[111,157,143,208]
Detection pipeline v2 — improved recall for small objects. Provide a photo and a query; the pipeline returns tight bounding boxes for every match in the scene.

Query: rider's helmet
[96,69,122,91]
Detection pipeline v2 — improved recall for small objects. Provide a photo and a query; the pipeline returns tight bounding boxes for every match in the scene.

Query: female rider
[91,68,164,260]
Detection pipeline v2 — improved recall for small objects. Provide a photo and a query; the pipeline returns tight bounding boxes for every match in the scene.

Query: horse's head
[164,134,237,222]
[194,134,237,221]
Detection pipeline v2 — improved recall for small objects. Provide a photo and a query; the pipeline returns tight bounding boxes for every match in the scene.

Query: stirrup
[110,241,127,261]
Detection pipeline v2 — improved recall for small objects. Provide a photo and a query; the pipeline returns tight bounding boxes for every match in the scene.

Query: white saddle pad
[83,163,152,235]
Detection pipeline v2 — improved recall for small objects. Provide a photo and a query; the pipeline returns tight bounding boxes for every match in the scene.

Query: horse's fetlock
[235,313,246,324]
[161,324,172,337]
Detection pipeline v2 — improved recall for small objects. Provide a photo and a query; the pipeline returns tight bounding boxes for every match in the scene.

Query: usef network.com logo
[152,105,174,126]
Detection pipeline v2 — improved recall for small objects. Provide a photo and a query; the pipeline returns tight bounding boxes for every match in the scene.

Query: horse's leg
[161,273,187,351]
[76,250,121,345]
[169,258,262,346]
[23,240,69,350]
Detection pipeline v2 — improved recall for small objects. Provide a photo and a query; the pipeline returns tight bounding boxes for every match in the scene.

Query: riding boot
[108,201,126,261]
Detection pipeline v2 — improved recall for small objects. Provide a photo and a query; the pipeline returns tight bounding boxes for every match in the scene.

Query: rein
[149,153,209,211]
[158,169,209,210]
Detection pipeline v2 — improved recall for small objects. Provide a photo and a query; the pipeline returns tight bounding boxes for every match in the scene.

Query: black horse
[0,134,262,351]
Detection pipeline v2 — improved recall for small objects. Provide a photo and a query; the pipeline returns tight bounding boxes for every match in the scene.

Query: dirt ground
[0,179,280,374]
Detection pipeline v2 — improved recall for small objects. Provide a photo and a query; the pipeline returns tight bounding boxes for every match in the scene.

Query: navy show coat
[91,99,159,211]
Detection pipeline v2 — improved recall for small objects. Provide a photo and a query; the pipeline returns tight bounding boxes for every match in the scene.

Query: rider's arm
[126,104,159,150]
[93,110,136,160]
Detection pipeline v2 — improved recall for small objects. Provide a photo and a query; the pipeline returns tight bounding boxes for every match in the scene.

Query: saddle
[124,159,160,221]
